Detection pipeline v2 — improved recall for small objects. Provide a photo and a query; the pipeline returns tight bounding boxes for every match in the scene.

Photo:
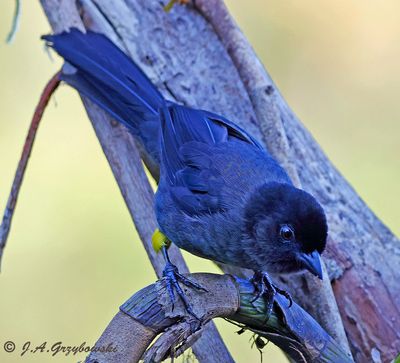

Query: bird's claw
[250,271,292,319]
[274,285,293,307]
[162,261,207,323]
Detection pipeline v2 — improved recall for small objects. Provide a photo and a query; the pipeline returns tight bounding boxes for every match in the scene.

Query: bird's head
[243,182,327,279]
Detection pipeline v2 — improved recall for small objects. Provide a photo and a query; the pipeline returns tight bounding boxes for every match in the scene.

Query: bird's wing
[159,104,284,215]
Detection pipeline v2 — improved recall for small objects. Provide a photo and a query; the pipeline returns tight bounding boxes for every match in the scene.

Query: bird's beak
[298,251,323,280]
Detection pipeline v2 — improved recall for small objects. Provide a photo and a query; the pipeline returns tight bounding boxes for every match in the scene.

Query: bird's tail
[42,28,165,161]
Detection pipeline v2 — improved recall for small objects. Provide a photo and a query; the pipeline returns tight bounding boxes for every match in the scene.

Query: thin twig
[0,71,61,270]
[6,0,22,44]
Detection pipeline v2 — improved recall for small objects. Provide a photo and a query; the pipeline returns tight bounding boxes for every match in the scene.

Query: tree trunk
[39,0,400,362]
[193,2,400,362]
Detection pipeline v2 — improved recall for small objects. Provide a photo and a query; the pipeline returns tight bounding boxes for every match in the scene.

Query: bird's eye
[280,225,294,241]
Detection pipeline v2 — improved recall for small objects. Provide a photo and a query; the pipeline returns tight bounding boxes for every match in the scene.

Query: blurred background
[0,1,398,362]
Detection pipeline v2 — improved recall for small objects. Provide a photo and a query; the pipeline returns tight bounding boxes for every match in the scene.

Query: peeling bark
[86,274,352,363]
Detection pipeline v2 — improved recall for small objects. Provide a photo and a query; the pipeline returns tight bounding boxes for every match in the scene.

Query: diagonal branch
[192,0,349,353]
[193,1,400,361]
[0,71,60,270]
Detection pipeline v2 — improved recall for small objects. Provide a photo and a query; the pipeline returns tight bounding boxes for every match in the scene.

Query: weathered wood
[193,1,400,361]
[85,311,155,363]
[39,0,400,361]
[39,1,234,362]
[86,273,352,363]
[193,0,349,354]
[71,0,351,357]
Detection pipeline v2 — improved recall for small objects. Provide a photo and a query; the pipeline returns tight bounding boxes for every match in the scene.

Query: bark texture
[87,273,352,363]
[193,2,400,362]
[39,1,233,362]
[39,0,399,362]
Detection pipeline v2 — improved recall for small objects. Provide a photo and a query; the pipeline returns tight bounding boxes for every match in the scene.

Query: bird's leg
[152,229,207,322]
[161,246,207,322]
[250,271,276,318]
[250,271,292,319]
